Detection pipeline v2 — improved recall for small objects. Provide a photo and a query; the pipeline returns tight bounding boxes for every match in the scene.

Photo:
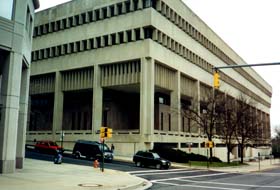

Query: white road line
[127,168,196,174]
[153,181,244,190]
[177,179,280,189]
[150,172,230,183]
[134,170,203,176]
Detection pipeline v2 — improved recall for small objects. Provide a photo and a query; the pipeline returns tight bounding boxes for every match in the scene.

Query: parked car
[133,151,171,169]
[34,140,63,155]
[72,140,113,162]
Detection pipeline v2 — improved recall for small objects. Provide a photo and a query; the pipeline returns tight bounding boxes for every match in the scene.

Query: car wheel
[136,161,141,167]
[156,164,162,169]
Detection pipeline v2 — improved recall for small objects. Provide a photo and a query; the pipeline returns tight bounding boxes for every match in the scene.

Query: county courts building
[28,0,272,161]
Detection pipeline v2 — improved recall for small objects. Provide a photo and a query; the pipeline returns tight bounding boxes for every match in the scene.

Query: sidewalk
[0,158,151,190]
[171,158,280,173]
[115,155,280,173]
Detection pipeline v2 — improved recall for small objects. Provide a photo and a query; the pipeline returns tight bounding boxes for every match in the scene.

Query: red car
[34,140,63,155]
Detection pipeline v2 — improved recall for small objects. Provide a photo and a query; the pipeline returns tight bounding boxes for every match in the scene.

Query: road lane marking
[150,172,230,182]
[127,168,198,174]
[177,179,280,189]
[134,170,204,176]
[153,181,244,190]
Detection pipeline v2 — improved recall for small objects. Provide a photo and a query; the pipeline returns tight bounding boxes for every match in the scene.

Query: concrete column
[122,2,126,14]
[16,68,30,169]
[92,65,103,137]
[137,0,143,10]
[85,12,90,23]
[0,52,22,173]
[108,35,112,46]
[140,57,154,139]
[107,6,111,18]
[140,28,145,40]
[123,31,128,43]
[131,29,136,41]
[92,10,97,21]
[130,0,134,11]
[114,4,118,16]
[171,71,181,133]
[52,72,63,141]
[99,8,104,20]
[115,33,120,44]
[197,81,201,135]
[156,0,162,11]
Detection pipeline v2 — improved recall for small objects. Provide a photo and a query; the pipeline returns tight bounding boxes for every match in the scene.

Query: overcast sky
[37,0,280,135]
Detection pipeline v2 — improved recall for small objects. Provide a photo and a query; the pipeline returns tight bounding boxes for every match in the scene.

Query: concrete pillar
[99,9,104,20]
[85,12,90,23]
[137,0,143,10]
[16,68,30,169]
[130,0,134,11]
[122,1,126,14]
[156,0,162,11]
[52,72,63,141]
[140,28,145,40]
[108,35,112,46]
[92,10,97,21]
[140,57,154,139]
[171,71,181,132]
[152,29,158,41]
[197,81,201,135]
[116,33,120,44]
[114,4,118,16]
[92,65,103,137]
[123,31,128,43]
[107,6,111,18]
[131,29,136,41]
[0,52,22,173]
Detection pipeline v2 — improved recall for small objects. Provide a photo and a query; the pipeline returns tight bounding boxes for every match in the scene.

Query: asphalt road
[26,150,280,190]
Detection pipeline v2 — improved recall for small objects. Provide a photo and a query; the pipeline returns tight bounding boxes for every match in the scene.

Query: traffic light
[100,127,113,138]
[213,70,220,89]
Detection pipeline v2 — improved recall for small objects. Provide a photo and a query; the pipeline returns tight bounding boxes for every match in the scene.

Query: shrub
[152,146,222,163]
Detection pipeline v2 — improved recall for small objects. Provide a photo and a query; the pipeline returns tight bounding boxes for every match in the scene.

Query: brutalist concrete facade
[0,0,39,173]
[28,0,272,161]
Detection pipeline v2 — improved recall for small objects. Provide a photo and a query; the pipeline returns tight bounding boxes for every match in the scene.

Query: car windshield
[152,153,160,159]
[49,142,57,146]
[98,144,110,151]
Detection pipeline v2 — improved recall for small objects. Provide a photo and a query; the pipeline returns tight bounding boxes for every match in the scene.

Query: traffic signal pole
[212,62,280,89]
[213,62,280,70]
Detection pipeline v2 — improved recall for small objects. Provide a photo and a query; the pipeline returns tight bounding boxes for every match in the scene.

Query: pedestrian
[111,144,115,153]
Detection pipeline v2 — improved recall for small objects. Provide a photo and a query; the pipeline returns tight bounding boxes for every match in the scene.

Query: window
[0,0,14,19]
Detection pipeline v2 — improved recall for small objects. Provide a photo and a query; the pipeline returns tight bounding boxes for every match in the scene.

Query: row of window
[33,0,155,38]
[156,0,271,97]
[32,27,147,61]
[152,28,270,109]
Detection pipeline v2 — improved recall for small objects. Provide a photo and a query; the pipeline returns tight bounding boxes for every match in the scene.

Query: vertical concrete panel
[171,71,181,132]
[16,68,30,169]
[0,52,22,173]
[93,65,103,136]
[140,57,154,141]
[52,72,63,140]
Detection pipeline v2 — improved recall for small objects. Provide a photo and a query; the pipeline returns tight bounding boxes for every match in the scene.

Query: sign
[205,141,214,148]
[100,127,113,138]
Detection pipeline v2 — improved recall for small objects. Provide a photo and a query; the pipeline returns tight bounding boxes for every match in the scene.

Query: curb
[120,179,152,190]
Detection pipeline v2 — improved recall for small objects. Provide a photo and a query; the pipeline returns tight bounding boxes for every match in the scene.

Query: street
[26,150,280,190]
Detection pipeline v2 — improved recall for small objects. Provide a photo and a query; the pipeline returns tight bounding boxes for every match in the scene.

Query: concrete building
[0,0,39,173]
[27,0,272,161]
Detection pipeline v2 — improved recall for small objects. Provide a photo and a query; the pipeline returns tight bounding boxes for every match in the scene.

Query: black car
[133,151,171,169]
[72,140,113,162]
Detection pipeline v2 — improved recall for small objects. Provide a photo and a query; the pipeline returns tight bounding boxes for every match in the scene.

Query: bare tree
[235,94,261,163]
[217,95,237,164]
[181,90,224,161]
[272,126,280,157]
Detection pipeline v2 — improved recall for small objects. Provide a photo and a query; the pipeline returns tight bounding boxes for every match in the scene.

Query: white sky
[37,0,280,135]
